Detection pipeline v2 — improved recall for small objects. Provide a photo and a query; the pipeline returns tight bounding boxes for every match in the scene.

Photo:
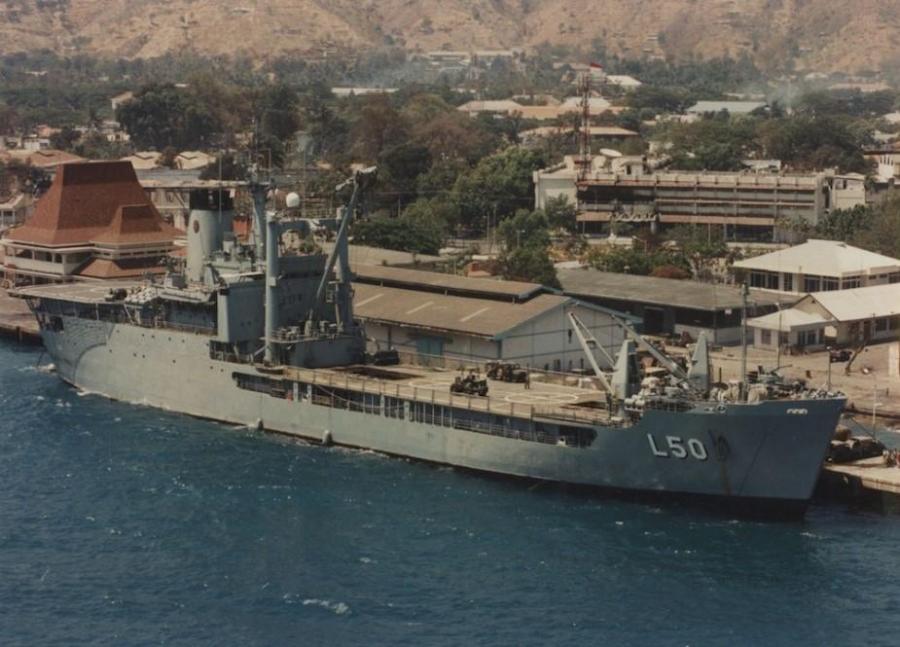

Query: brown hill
[0,0,898,74]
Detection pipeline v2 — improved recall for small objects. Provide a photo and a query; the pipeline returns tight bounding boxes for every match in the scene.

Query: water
[1,342,899,647]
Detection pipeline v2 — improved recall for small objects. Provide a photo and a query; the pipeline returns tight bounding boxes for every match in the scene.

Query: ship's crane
[566,311,615,394]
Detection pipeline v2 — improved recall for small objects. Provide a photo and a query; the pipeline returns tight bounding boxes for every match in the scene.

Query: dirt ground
[707,342,900,424]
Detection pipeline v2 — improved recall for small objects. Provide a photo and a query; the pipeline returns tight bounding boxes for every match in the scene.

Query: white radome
[285,192,301,208]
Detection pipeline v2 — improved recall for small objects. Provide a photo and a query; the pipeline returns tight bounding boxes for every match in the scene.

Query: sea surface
[1,341,899,646]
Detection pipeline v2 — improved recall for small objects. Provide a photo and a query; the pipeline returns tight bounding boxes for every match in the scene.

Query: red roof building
[2,161,177,283]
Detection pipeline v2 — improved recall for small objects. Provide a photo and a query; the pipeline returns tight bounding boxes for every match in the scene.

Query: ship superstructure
[16,165,846,516]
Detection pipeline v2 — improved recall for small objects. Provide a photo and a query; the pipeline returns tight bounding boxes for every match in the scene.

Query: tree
[352,215,444,255]
[496,209,560,288]
[49,126,81,151]
[815,204,873,241]
[452,147,546,233]
[544,195,577,233]
[117,83,218,150]
[350,94,409,162]
[258,82,301,142]
[500,244,560,288]
[850,194,900,259]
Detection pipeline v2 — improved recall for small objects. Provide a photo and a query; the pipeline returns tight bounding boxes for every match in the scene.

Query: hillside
[0,0,898,74]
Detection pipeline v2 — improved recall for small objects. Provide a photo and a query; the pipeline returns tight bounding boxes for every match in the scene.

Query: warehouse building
[349,266,630,372]
[557,268,793,345]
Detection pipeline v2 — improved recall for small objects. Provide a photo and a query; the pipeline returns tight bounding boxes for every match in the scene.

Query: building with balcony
[1,161,177,284]
[573,165,866,240]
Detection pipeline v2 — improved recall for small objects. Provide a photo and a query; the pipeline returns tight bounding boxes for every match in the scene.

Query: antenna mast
[575,70,592,182]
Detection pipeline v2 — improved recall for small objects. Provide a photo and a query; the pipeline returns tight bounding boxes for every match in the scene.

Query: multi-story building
[2,161,177,284]
[571,160,866,240]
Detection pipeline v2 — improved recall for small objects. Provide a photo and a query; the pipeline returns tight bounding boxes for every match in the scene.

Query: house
[458,100,524,115]
[0,193,34,231]
[121,151,161,171]
[561,96,612,112]
[557,268,793,345]
[110,91,134,111]
[1,161,178,284]
[174,151,214,171]
[605,75,642,89]
[331,87,398,98]
[519,125,639,147]
[732,240,900,293]
[748,283,900,350]
[686,101,767,116]
[0,149,86,170]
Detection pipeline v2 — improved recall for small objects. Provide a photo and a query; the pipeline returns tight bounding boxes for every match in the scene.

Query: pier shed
[352,283,629,372]
[557,268,793,345]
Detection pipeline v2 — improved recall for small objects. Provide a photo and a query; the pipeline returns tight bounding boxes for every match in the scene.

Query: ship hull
[40,316,845,516]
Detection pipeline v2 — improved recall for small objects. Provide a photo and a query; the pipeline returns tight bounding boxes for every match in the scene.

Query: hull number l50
[647,434,709,461]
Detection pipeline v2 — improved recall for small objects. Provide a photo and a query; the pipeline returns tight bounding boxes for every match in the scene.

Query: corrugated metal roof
[747,309,831,332]
[352,283,570,338]
[733,239,900,276]
[558,268,794,311]
[687,101,766,114]
[352,264,544,301]
[810,283,900,321]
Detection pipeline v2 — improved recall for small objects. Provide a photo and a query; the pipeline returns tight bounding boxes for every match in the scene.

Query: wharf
[821,457,900,498]
[0,290,40,343]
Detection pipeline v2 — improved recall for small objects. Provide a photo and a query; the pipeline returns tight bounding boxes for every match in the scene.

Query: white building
[749,283,900,350]
[0,193,33,231]
[686,101,767,116]
[605,75,642,89]
[733,240,900,294]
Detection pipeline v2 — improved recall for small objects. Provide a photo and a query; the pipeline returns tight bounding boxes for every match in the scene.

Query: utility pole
[740,282,749,401]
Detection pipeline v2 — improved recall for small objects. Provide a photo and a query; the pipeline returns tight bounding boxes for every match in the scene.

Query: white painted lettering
[666,436,688,459]
[688,438,709,461]
[647,433,668,457]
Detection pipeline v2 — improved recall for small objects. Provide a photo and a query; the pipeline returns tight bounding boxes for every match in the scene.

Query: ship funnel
[186,188,234,283]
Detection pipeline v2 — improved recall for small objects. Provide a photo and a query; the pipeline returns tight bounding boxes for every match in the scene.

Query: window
[890,273,900,284]
[760,329,772,345]
[821,277,839,291]
[750,271,777,289]
[842,276,861,289]
[803,275,821,292]
[875,318,889,333]
[783,274,793,291]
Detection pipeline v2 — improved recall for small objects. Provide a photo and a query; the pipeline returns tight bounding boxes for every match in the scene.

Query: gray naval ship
[16,168,846,517]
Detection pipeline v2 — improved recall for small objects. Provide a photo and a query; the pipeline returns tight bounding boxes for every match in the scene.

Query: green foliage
[495,209,559,288]
[500,244,560,288]
[352,214,444,256]
[49,126,80,151]
[853,195,900,259]
[74,132,130,160]
[452,147,545,233]
[588,247,691,277]
[257,83,301,142]
[497,209,551,250]
[543,195,577,233]
[756,116,871,173]
[814,204,873,241]
[117,83,218,150]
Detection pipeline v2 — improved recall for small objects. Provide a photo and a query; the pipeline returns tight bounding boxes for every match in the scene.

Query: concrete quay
[0,289,40,343]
